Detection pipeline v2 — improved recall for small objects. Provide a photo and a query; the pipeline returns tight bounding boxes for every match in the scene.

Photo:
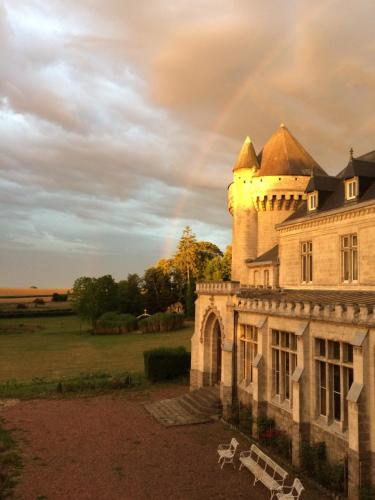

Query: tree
[222,245,232,280]
[118,274,144,316]
[143,267,178,314]
[71,275,118,327]
[203,245,232,281]
[195,241,222,280]
[185,279,196,318]
[174,226,198,284]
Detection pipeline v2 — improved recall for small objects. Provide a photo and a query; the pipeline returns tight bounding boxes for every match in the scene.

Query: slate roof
[233,136,259,171]
[246,245,279,264]
[239,288,375,307]
[258,124,327,177]
[282,152,375,225]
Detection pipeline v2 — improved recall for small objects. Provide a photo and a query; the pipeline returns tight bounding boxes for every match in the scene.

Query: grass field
[0,287,70,301]
[0,316,193,383]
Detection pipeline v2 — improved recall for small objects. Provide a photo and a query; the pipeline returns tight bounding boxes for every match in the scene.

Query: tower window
[308,192,318,211]
[345,178,358,201]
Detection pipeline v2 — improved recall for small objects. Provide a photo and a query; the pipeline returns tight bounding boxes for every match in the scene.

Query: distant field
[0,316,193,382]
[0,288,70,303]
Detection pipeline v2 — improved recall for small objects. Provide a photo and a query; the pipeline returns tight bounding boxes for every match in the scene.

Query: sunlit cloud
[0,0,374,286]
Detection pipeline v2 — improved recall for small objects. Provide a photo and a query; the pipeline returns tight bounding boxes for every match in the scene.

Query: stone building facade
[190,124,375,499]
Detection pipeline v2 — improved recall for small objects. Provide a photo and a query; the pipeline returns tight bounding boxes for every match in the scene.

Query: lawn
[0,316,193,382]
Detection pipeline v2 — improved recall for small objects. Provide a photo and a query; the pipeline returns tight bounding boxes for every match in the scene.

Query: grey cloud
[0,0,374,286]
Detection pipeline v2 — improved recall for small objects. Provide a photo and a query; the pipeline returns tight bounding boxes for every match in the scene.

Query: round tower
[228,137,259,283]
[254,124,326,256]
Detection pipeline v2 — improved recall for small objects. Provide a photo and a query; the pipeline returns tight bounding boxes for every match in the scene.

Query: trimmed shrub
[143,346,190,382]
[95,312,137,334]
[139,312,184,333]
[16,303,28,310]
[33,298,45,306]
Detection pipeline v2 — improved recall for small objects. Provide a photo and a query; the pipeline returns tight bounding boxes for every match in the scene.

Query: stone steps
[143,385,222,427]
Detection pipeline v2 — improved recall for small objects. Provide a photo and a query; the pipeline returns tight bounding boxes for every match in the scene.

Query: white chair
[276,478,304,499]
[217,437,239,469]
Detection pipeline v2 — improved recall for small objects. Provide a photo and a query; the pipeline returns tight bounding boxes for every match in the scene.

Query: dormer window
[345,178,358,201]
[308,191,318,211]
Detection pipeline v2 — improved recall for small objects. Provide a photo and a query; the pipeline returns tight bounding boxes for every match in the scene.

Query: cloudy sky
[1,0,374,287]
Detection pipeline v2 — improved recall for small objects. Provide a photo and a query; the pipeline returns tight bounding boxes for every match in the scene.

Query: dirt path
[1,385,327,500]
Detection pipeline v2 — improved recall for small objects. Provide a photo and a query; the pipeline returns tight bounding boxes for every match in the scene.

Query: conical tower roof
[258,124,326,176]
[233,136,259,171]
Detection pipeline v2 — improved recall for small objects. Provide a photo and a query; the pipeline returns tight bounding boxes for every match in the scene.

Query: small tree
[71,275,118,327]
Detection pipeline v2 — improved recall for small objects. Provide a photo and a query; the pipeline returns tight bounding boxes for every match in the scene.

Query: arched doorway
[202,311,223,385]
[213,319,222,384]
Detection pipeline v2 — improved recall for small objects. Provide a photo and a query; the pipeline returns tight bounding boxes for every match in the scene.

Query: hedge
[139,312,184,333]
[95,312,138,334]
[143,346,190,382]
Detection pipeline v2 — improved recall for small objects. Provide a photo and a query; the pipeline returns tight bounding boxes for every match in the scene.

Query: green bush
[143,346,190,382]
[360,485,375,500]
[239,405,253,436]
[301,441,345,494]
[95,312,137,334]
[139,312,184,333]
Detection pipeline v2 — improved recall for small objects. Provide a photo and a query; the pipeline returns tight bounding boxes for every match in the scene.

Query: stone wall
[278,201,375,289]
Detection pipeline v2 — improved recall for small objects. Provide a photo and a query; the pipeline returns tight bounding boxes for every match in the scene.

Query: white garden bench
[239,444,288,499]
[276,478,304,499]
[217,437,239,469]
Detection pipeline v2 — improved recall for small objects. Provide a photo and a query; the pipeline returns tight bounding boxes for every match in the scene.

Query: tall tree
[118,274,144,316]
[143,266,178,314]
[174,226,198,284]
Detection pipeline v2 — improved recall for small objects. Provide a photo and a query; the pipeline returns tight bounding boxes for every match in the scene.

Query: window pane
[290,334,297,351]
[343,251,350,280]
[319,361,327,416]
[344,343,353,363]
[333,365,341,421]
[352,250,358,280]
[285,353,290,400]
[272,330,279,346]
[346,368,353,394]
[329,341,340,360]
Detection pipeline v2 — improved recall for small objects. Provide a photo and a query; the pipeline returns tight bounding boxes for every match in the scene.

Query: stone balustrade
[235,298,375,325]
[196,281,240,295]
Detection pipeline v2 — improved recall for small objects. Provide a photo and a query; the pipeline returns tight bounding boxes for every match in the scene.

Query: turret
[254,124,326,256]
[228,137,259,283]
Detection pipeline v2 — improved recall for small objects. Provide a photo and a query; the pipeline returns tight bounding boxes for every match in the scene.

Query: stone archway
[202,311,223,386]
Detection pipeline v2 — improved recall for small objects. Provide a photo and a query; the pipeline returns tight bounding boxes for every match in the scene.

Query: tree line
[71,226,231,325]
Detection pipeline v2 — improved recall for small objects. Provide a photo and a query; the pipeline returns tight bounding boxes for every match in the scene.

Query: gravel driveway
[1,385,327,500]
